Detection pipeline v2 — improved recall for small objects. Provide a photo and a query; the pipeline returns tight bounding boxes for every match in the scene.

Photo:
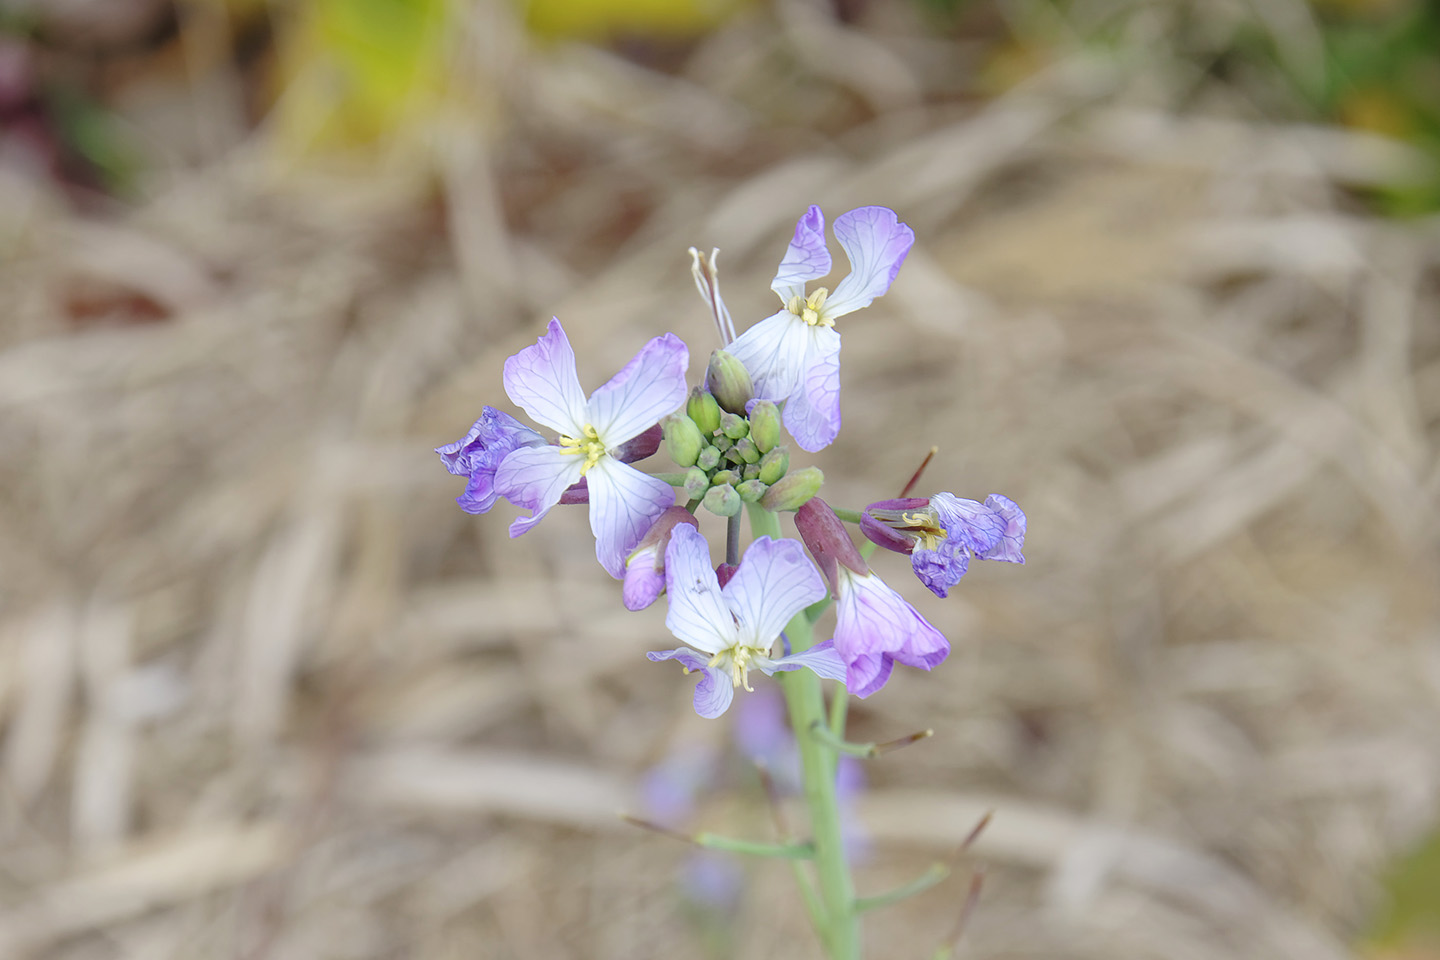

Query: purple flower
[862,493,1026,598]
[648,525,844,718]
[435,407,546,514]
[492,319,689,578]
[622,506,700,611]
[796,498,949,697]
[726,206,914,453]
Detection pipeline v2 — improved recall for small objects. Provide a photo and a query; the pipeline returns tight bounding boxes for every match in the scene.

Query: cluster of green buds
[662,350,823,518]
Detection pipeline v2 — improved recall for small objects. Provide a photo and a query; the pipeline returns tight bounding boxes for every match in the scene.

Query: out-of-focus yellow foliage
[267,0,453,164]
[520,0,753,41]
[1363,825,1440,960]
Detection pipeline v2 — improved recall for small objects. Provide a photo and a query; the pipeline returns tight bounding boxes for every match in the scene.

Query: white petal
[586,333,689,446]
[727,310,811,404]
[587,458,677,579]
[724,537,826,651]
[771,205,832,303]
[823,207,914,320]
[663,525,735,655]
[502,318,589,437]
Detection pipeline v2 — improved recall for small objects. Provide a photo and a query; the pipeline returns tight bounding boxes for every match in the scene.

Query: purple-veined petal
[493,444,585,538]
[587,333,690,446]
[503,318,589,437]
[435,407,544,476]
[760,640,848,684]
[912,543,969,599]
[823,207,914,319]
[723,537,826,652]
[846,652,893,698]
[833,569,947,679]
[727,310,810,404]
[623,543,664,611]
[980,494,1026,563]
[771,205,831,303]
[663,525,735,655]
[783,326,842,453]
[648,648,734,718]
[587,457,676,579]
[930,492,1005,555]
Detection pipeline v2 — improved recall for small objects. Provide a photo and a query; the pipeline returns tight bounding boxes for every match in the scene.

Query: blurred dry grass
[2,2,1439,958]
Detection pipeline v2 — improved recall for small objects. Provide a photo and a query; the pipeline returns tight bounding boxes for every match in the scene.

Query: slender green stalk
[854,863,950,913]
[694,834,814,860]
[747,504,859,960]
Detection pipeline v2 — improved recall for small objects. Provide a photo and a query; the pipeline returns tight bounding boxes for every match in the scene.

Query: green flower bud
[758,446,789,485]
[742,463,761,481]
[761,466,823,512]
[724,447,745,466]
[711,469,740,488]
[719,412,749,440]
[662,413,705,468]
[712,435,734,454]
[733,436,760,464]
[687,386,722,437]
[736,479,768,503]
[697,445,721,471]
[683,466,710,500]
[706,350,754,415]
[702,483,742,518]
[748,400,781,454]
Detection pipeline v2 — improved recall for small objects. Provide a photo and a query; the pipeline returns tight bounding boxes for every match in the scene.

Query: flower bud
[711,468,740,488]
[748,400,781,454]
[742,463,761,481]
[706,349,754,415]
[736,479,768,503]
[712,435,733,454]
[757,446,789,485]
[662,413,705,468]
[794,497,868,591]
[760,466,823,512]
[733,437,760,464]
[719,412,749,440]
[622,507,700,611]
[683,466,710,500]
[687,386,722,437]
[697,445,721,471]
[612,423,663,463]
[702,483,742,517]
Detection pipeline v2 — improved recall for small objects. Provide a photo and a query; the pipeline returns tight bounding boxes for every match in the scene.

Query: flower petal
[587,333,690,446]
[503,318,589,437]
[833,570,947,677]
[823,207,914,319]
[723,537,826,651]
[980,494,1026,563]
[930,493,1005,555]
[911,544,969,599]
[782,326,842,453]
[623,544,664,611]
[437,407,547,514]
[648,648,734,718]
[727,309,811,404]
[663,525,735,655]
[760,640,848,684]
[493,444,585,538]
[771,205,831,303]
[846,652,893,698]
[587,457,676,579]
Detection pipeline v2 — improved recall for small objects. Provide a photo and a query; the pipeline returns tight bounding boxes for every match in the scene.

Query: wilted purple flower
[862,493,1026,598]
[796,498,949,697]
[435,407,546,514]
[726,206,913,453]
[622,506,700,611]
[648,525,845,718]
[492,319,689,578]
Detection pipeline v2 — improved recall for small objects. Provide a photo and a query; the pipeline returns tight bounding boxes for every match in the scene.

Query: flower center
[558,424,607,476]
[786,288,833,328]
[708,645,760,691]
[869,506,948,551]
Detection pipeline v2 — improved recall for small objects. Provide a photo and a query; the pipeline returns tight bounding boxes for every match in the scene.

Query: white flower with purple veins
[493,318,689,578]
[727,205,914,453]
[648,525,847,718]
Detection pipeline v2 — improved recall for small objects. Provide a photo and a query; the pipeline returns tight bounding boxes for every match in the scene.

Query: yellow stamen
[786,287,833,328]
[557,424,607,476]
[903,511,947,551]
[708,646,757,692]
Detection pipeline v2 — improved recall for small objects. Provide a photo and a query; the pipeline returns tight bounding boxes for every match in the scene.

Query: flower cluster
[437,205,1025,717]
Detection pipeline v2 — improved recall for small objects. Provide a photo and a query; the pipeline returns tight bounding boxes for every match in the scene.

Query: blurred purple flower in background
[727,205,914,453]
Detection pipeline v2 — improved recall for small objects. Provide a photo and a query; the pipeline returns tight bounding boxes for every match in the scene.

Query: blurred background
[1,0,1439,957]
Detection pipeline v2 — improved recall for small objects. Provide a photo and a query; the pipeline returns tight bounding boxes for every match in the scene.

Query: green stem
[830,506,863,524]
[747,503,859,960]
[853,863,950,913]
[694,834,815,860]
